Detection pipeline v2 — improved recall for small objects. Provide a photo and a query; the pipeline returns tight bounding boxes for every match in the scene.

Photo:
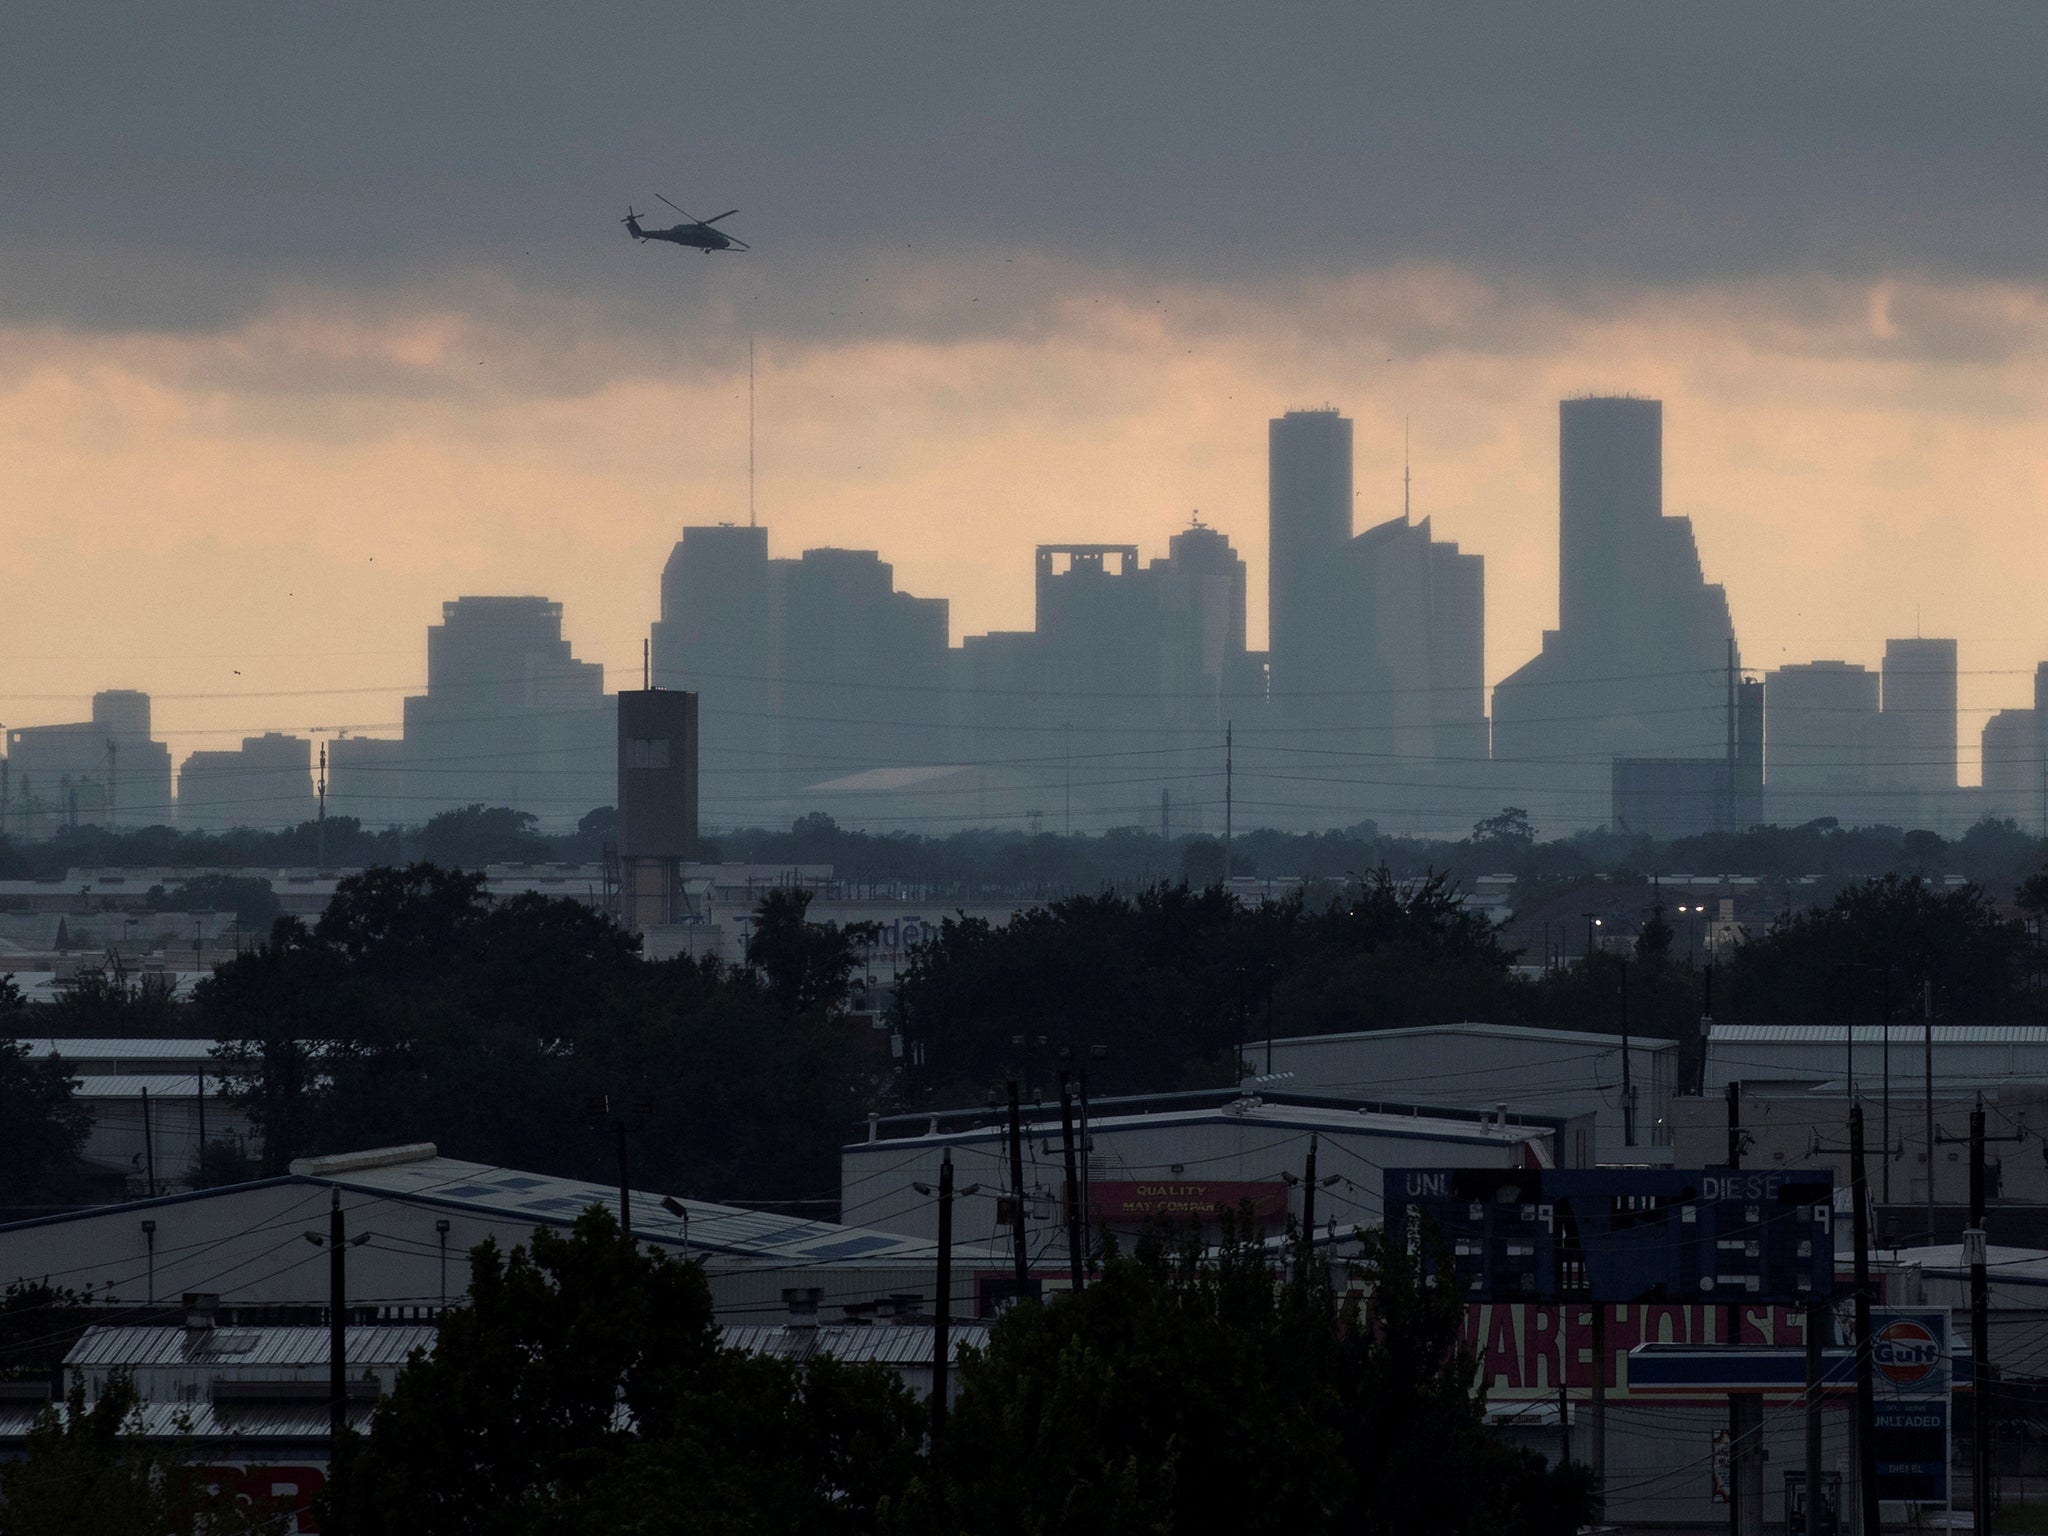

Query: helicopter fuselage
[625,215,735,251]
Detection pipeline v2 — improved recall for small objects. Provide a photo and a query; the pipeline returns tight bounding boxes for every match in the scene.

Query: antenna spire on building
[1403,417,1412,522]
[748,336,756,528]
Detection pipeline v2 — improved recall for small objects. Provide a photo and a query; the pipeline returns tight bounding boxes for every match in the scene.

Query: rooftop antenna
[748,336,756,528]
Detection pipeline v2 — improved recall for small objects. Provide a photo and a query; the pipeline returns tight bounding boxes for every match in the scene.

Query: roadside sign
[1868,1308,1950,1506]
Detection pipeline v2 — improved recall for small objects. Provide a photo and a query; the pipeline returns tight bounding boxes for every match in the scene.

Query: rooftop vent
[289,1144,439,1177]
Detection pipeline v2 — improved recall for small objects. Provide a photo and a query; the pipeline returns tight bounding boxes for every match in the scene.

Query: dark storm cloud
[8,2,2048,336]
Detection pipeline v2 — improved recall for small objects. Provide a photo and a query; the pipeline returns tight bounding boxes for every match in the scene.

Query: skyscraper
[1267,409,1352,706]
[1880,637,1959,793]
[649,525,780,793]
[400,596,611,826]
[1764,660,1881,823]
[1491,397,1737,828]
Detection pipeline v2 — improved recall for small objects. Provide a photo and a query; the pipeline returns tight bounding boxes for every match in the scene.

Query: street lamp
[1676,904,1701,965]
[1581,912,1603,959]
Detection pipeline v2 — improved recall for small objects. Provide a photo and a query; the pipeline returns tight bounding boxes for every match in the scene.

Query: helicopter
[622,194,750,253]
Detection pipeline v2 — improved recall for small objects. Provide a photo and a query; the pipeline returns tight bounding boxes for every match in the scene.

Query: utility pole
[1005,1080,1029,1296]
[140,1087,156,1197]
[1298,1135,1319,1284]
[1925,977,1937,1244]
[1971,1096,1991,1536]
[195,1065,206,1170]
[932,1149,955,1448]
[329,1191,347,1453]
[1223,722,1233,880]
[1851,1103,1879,1536]
[615,1119,632,1243]
[316,743,327,869]
[1619,960,1635,1147]
[1726,1083,1751,1536]
[1058,1072,1084,1292]
[106,738,117,830]
[1805,1289,1825,1536]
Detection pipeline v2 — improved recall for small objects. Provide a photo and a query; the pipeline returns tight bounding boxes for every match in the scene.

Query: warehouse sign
[1465,1301,1818,1401]
[1082,1180,1288,1228]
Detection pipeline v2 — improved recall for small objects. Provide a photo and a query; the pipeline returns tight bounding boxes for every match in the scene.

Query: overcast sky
[6,3,2048,782]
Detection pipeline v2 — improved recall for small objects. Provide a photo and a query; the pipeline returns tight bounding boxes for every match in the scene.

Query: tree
[0,1373,271,1535]
[930,1220,1589,1536]
[1472,806,1536,853]
[746,888,876,1018]
[148,874,281,931]
[0,1040,91,1209]
[1722,873,2032,1024]
[331,1207,924,1536]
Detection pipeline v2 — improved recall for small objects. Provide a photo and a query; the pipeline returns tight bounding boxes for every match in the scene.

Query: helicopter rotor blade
[700,209,740,226]
[721,235,751,251]
[655,193,699,222]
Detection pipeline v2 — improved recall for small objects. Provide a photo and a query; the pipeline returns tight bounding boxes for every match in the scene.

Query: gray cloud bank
[7,2,2048,339]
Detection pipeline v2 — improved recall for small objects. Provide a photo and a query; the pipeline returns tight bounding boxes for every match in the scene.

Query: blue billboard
[1385,1168,1836,1304]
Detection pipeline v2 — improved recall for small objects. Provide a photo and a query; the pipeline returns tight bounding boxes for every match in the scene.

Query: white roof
[285,1148,994,1266]
[1711,1024,2048,1046]
[1270,1021,1674,1053]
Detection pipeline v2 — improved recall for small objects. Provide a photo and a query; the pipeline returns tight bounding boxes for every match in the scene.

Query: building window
[627,738,670,769]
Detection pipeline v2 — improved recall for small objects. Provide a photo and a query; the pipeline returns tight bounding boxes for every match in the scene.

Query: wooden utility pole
[1006,1080,1029,1295]
[932,1150,955,1447]
[1851,1103,1879,1536]
[1298,1135,1319,1284]
[1971,1096,1991,1536]
[1058,1072,1084,1292]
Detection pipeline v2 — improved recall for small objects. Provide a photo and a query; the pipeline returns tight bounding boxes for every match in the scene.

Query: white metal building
[1705,1022,2048,1096]
[15,1038,254,1195]
[844,1090,1558,1259]
[0,1144,1001,1329]
[1250,1022,1677,1164]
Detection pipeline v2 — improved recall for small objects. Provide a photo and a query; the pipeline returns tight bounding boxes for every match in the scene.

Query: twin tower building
[652,395,1748,837]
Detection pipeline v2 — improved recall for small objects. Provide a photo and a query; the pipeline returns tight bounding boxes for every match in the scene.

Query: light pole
[1581,912,1602,960]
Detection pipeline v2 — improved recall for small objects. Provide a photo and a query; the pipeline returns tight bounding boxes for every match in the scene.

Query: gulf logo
[1873,1319,1943,1387]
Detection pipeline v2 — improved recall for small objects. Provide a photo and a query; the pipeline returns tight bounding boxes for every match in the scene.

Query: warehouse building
[844,1089,1567,1273]
[0,1144,1001,1327]
[1252,1022,1676,1164]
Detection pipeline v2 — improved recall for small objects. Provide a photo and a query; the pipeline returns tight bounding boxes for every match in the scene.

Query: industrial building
[13,1038,249,1203]
[843,1089,1562,1260]
[614,688,700,932]
[1253,1022,1674,1165]
[0,1144,997,1324]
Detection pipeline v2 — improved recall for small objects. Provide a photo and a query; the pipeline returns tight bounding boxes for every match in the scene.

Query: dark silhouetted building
[400,597,611,828]
[1268,408,1352,709]
[178,733,314,831]
[616,689,699,930]
[1492,397,1737,829]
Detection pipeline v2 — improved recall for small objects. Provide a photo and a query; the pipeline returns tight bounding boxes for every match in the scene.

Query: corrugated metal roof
[721,1323,988,1365]
[67,1324,437,1370]
[1269,1021,1675,1053]
[15,1038,219,1063]
[69,1075,222,1100]
[1710,1024,2048,1045]
[294,1152,998,1266]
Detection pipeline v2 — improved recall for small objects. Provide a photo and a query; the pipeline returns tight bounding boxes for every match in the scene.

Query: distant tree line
[4,855,2047,1211]
[6,799,2048,900]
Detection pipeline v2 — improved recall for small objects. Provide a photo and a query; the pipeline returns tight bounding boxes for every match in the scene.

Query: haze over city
[8,4,2048,798]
